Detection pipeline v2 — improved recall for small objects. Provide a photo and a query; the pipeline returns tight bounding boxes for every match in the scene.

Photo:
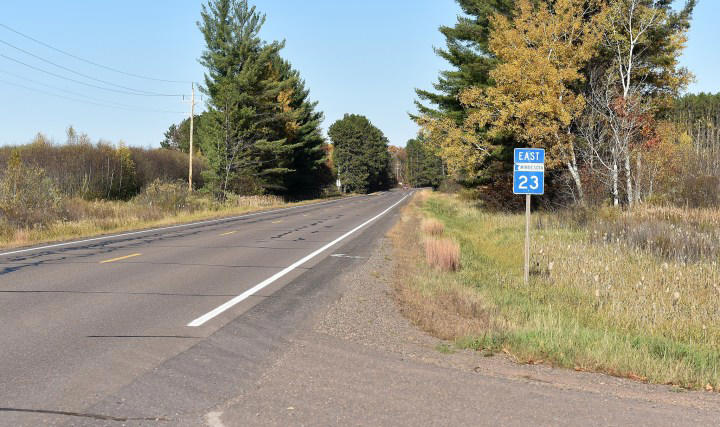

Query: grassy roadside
[390,190,720,390]
[0,190,344,250]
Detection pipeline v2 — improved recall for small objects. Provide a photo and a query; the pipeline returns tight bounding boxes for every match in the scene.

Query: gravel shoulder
[216,234,720,426]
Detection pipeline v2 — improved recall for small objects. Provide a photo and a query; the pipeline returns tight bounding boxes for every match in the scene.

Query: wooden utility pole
[188,83,195,192]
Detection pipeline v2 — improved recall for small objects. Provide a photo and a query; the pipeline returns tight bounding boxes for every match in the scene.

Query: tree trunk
[567,160,584,205]
[635,153,642,204]
[625,151,633,207]
[612,158,619,207]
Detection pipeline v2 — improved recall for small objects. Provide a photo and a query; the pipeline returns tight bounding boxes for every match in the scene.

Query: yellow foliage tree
[468,0,602,200]
[416,115,486,179]
[422,0,603,199]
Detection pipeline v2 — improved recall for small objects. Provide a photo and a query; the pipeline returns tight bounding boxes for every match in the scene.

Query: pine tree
[413,0,514,124]
[272,58,332,197]
[197,0,288,196]
[160,114,205,153]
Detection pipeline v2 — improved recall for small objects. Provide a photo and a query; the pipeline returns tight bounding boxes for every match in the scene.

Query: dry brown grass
[389,192,489,341]
[425,237,461,272]
[421,218,445,236]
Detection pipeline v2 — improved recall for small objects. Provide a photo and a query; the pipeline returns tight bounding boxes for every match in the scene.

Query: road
[2,188,717,426]
[0,190,412,426]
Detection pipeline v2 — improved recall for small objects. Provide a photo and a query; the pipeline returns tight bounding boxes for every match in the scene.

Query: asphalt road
[0,190,412,426]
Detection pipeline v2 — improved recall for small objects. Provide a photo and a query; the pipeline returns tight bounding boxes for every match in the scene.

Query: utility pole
[188,82,195,192]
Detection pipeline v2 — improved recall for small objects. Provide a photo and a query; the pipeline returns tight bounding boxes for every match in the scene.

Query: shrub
[425,237,461,272]
[0,150,61,227]
[132,179,193,215]
[421,218,445,236]
[60,198,119,222]
[224,193,285,209]
[437,179,463,194]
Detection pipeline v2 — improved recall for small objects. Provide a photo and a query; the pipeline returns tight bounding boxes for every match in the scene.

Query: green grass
[396,191,720,390]
[435,343,456,354]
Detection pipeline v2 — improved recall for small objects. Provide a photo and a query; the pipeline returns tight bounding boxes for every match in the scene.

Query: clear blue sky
[0,0,716,148]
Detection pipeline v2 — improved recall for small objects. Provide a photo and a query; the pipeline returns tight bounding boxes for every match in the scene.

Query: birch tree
[592,0,693,206]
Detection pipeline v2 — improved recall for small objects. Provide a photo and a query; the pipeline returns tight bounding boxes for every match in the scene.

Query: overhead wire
[0,78,186,115]
[0,22,200,118]
[0,22,193,84]
[0,53,184,97]
[0,38,184,96]
[0,69,186,113]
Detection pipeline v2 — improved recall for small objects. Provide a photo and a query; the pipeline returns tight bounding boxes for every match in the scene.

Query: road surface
[0,190,411,426]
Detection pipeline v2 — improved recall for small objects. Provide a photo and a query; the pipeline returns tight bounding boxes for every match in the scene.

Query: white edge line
[0,194,373,258]
[187,191,413,327]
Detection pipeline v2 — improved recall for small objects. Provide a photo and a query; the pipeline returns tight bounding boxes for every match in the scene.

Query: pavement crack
[0,407,170,422]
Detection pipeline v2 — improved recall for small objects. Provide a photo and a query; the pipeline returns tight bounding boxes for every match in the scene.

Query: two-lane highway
[0,190,412,426]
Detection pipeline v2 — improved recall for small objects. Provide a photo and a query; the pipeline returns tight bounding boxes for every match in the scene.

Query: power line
[0,38,183,97]
[0,78,186,115]
[0,22,193,84]
[0,53,183,97]
[0,69,186,113]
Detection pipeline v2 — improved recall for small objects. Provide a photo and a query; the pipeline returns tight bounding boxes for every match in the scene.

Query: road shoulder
[215,235,720,426]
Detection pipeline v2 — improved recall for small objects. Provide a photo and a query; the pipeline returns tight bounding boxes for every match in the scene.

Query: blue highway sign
[513,148,545,195]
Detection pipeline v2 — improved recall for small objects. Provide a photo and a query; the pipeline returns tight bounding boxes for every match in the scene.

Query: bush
[59,198,119,222]
[132,180,195,215]
[425,237,461,272]
[0,151,61,227]
[437,179,462,194]
[224,193,285,209]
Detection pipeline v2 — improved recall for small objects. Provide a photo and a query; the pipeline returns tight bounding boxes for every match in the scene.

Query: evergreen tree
[329,114,392,194]
[197,0,290,196]
[413,0,514,124]
[268,57,332,196]
[160,114,206,153]
[414,0,517,194]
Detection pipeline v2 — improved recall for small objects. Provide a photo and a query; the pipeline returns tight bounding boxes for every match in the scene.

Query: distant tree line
[328,114,393,194]
[672,93,720,175]
[405,136,444,188]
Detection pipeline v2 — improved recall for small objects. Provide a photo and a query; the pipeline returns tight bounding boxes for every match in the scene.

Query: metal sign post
[513,148,545,285]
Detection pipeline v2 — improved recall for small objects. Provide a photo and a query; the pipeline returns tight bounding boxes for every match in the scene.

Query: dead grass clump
[421,218,445,236]
[425,237,461,272]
